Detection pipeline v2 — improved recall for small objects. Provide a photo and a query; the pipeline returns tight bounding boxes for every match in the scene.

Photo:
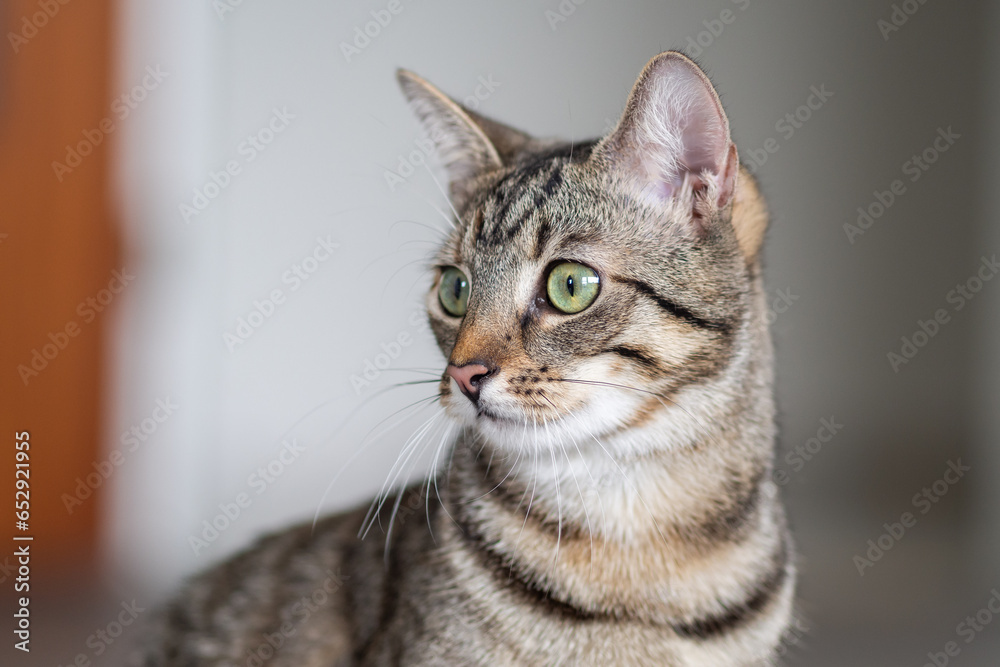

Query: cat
[138,51,796,666]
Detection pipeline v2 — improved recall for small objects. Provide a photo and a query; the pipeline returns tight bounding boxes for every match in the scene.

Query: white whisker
[422,163,462,226]
[362,410,444,540]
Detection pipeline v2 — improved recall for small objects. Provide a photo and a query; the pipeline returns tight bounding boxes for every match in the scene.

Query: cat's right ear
[396,70,507,210]
[593,52,739,227]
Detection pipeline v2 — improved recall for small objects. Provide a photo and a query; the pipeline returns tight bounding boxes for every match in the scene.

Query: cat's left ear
[397,70,523,210]
[594,51,739,222]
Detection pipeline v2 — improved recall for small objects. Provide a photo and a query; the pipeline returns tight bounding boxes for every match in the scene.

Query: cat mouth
[476,404,567,428]
[476,406,523,425]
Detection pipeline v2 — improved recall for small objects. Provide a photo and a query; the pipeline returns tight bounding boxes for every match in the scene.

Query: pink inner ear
[677,101,727,174]
[609,54,736,209]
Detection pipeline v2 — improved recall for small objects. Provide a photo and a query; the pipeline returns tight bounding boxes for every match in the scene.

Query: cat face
[399,53,767,453]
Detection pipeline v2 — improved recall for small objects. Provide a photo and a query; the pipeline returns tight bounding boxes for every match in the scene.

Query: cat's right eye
[546,262,600,314]
[438,267,470,317]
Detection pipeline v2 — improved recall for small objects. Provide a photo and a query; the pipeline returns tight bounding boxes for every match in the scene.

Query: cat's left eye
[546,262,600,314]
[438,267,470,317]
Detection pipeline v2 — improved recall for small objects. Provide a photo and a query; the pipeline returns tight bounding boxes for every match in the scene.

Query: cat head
[397,52,769,454]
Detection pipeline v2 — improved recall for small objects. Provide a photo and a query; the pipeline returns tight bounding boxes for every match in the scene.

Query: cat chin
[444,387,666,458]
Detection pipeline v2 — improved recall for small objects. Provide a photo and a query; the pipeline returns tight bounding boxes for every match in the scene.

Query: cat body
[140,52,796,666]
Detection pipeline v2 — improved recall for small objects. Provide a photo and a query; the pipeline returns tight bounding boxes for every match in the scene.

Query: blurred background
[1,0,998,664]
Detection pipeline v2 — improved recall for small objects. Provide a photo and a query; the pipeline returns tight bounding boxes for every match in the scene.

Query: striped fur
[138,52,797,666]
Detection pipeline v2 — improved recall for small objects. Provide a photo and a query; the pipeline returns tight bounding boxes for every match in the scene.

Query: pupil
[566,275,575,297]
[453,278,462,301]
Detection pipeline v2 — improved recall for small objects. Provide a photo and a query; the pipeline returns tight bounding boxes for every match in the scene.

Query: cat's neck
[449,405,771,548]
[442,401,785,625]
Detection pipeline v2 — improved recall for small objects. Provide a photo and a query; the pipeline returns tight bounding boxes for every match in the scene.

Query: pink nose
[446,363,493,403]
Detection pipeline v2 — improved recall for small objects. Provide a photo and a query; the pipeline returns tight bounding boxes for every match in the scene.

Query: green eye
[546,262,600,314]
[438,267,470,317]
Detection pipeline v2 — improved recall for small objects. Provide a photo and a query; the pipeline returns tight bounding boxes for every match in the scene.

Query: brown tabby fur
[138,51,797,666]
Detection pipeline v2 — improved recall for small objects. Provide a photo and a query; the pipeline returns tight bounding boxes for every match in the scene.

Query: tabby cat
[139,51,796,666]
